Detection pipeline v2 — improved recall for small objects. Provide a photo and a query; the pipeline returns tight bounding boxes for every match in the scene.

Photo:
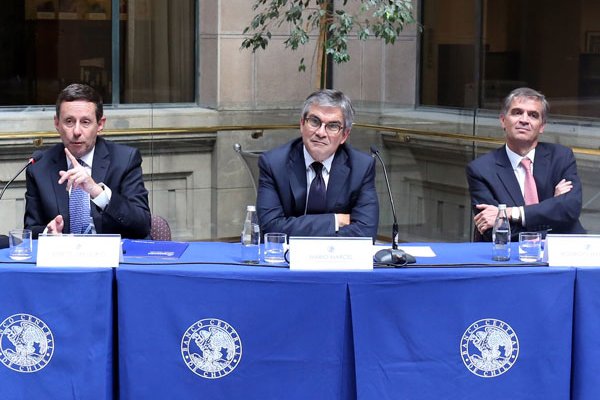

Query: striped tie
[69,160,90,234]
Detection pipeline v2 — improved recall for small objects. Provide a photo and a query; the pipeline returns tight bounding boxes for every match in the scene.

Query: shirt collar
[505,144,535,170]
[68,146,95,169]
[303,146,335,173]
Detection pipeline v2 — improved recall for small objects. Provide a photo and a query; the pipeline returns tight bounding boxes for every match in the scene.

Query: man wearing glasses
[256,89,379,239]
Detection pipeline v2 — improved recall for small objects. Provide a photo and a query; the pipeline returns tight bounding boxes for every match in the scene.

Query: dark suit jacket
[466,142,585,241]
[24,137,151,238]
[257,138,379,239]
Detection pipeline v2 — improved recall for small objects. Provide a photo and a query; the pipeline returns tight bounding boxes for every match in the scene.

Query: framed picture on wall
[586,31,600,54]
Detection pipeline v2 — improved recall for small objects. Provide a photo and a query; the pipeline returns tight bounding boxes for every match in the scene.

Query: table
[0,250,114,400]
[117,242,356,399]
[117,241,576,400]
[571,268,600,400]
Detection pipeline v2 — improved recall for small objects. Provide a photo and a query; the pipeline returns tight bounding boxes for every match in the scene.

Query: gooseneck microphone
[0,151,43,202]
[370,145,398,249]
[0,151,43,249]
[370,145,415,265]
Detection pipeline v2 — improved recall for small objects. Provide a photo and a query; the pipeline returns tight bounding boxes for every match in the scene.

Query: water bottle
[492,204,511,261]
[83,216,96,235]
[241,205,260,264]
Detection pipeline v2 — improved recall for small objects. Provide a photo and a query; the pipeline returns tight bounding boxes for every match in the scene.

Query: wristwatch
[511,206,521,223]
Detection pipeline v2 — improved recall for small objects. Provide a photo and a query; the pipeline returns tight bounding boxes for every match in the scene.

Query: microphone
[0,151,43,202]
[370,145,415,265]
[0,151,43,249]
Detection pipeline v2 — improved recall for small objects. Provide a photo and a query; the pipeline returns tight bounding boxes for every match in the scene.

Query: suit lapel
[326,147,350,210]
[50,146,70,227]
[532,143,551,199]
[495,147,524,205]
[288,141,307,213]
[91,137,110,184]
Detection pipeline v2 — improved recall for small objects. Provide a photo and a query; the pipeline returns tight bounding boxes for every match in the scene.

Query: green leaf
[241,0,417,71]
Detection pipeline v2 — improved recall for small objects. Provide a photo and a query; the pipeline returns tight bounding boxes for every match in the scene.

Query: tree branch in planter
[241,0,418,87]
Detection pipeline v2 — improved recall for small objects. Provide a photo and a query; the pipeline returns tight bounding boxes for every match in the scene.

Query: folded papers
[122,239,188,259]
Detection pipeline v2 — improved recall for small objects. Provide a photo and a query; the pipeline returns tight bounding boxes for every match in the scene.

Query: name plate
[544,234,600,267]
[37,234,121,268]
[289,237,373,271]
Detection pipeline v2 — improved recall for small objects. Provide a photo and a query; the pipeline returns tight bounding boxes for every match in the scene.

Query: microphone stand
[0,151,43,249]
[0,160,34,202]
[370,146,414,265]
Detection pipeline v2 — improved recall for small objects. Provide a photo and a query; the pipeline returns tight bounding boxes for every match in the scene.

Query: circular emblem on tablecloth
[181,318,242,379]
[0,313,54,373]
[460,318,519,378]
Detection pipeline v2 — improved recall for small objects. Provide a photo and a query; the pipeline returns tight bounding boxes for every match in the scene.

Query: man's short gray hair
[501,87,549,123]
[301,89,355,129]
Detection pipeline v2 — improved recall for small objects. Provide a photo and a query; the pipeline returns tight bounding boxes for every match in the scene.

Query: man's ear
[339,129,350,144]
[97,115,107,133]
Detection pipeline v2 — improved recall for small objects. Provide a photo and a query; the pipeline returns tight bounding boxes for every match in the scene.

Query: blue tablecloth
[3,239,595,399]
[117,241,576,400]
[0,251,114,400]
[349,267,574,400]
[118,242,358,399]
[571,267,600,400]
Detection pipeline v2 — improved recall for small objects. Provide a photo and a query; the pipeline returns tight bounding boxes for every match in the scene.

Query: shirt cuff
[519,206,526,226]
[334,214,339,232]
[91,183,112,210]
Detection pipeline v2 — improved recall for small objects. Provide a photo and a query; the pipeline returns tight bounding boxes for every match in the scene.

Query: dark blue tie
[307,162,326,214]
[69,160,90,234]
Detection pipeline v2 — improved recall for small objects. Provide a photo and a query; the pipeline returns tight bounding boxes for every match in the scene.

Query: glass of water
[263,233,287,263]
[518,232,542,262]
[9,229,33,261]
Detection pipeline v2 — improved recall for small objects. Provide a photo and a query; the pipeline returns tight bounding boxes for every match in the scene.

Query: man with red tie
[466,87,585,241]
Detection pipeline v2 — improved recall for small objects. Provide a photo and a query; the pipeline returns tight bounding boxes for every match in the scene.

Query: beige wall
[199,0,419,110]
[0,0,425,241]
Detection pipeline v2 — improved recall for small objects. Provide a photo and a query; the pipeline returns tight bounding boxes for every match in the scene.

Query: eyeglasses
[304,115,344,135]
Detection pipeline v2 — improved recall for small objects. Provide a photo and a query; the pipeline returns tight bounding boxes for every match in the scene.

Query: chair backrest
[150,215,172,241]
[233,143,264,194]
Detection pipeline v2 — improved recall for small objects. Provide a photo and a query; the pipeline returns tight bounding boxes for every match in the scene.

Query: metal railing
[2,123,600,157]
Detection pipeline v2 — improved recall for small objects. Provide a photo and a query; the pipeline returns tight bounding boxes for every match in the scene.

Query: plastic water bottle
[241,205,260,264]
[83,216,96,234]
[492,204,511,261]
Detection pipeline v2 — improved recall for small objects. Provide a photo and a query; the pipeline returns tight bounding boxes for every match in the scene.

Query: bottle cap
[247,205,256,211]
[498,204,506,210]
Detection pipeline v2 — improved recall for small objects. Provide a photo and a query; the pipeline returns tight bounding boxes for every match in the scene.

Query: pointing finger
[64,148,79,168]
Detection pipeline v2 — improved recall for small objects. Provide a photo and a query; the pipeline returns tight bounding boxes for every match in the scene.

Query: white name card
[545,234,600,267]
[288,237,373,271]
[37,234,122,268]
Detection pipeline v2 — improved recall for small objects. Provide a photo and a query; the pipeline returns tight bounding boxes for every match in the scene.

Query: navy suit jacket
[257,138,379,239]
[24,137,151,238]
[466,142,585,241]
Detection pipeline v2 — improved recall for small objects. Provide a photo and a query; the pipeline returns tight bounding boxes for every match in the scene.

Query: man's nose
[518,112,532,123]
[72,122,83,135]
[315,123,327,136]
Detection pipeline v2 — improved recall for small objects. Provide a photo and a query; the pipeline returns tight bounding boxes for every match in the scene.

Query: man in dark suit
[24,83,151,238]
[257,89,379,239]
[467,87,585,241]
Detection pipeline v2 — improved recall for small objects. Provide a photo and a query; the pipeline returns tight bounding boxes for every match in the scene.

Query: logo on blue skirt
[181,318,242,379]
[460,318,519,378]
[0,313,54,373]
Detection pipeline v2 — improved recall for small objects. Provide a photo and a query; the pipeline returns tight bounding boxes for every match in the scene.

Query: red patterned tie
[520,157,539,205]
